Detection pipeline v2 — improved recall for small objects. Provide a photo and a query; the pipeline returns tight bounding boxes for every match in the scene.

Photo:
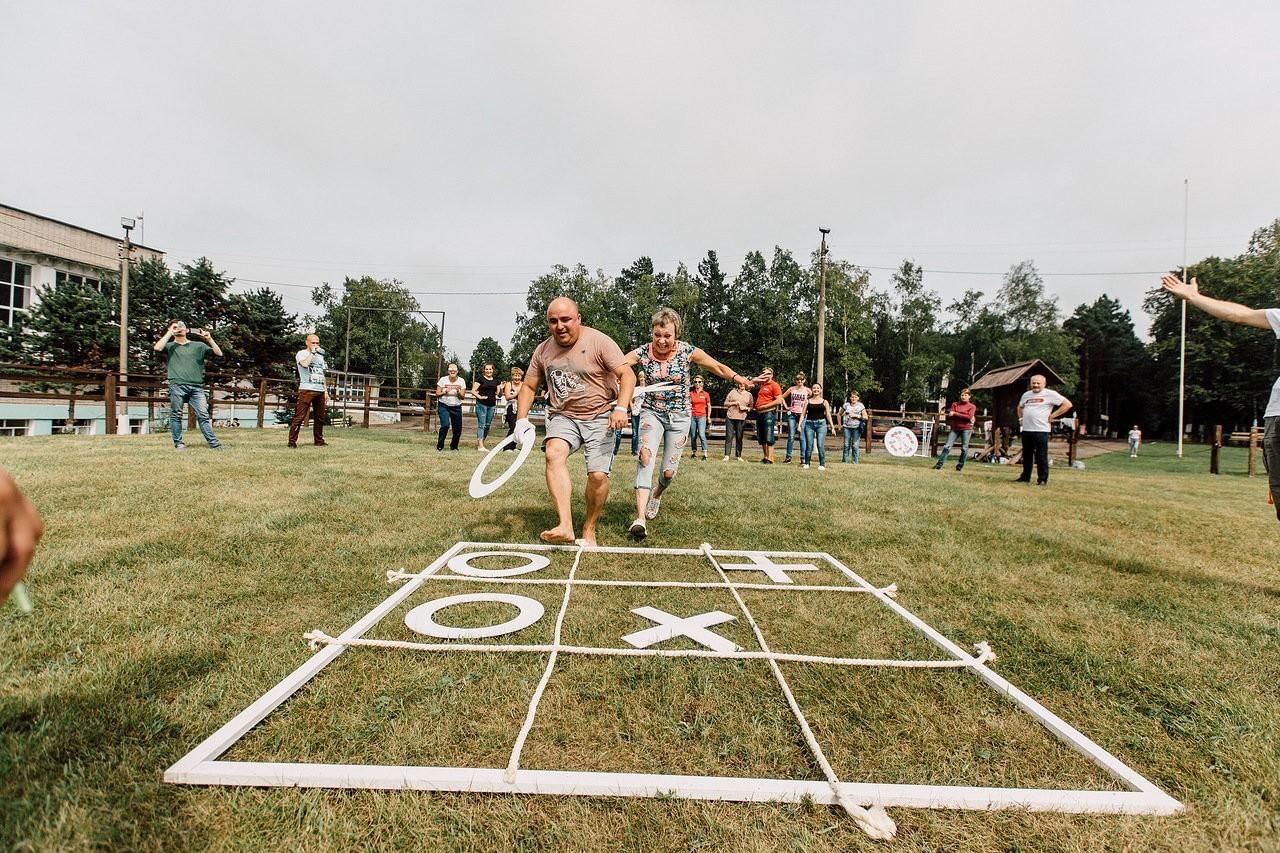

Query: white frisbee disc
[883,426,919,458]
[468,428,536,498]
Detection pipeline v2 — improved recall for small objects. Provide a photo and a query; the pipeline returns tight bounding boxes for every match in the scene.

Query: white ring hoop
[469,428,536,498]
[404,593,546,639]
[447,551,551,578]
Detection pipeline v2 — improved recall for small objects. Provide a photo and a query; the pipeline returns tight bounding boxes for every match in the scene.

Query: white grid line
[165,541,1183,833]
[699,543,895,838]
[502,544,584,782]
[388,570,897,596]
[301,634,994,669]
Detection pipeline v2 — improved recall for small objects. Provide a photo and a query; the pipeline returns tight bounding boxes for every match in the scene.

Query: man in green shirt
[153,320,224,450]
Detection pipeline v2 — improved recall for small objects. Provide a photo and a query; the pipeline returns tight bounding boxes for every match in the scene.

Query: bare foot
[539,527,576,544]
[575,537,597,548]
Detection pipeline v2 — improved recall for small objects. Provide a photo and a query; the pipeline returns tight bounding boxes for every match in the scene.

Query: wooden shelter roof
[968,359,1063,392]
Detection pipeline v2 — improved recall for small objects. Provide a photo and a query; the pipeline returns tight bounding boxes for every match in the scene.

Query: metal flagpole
[1177,180,1188,458]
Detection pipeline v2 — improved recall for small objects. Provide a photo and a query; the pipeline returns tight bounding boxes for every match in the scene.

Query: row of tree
[3,220,1274,435]
[0,259,444,395]
[501,219,1279,437]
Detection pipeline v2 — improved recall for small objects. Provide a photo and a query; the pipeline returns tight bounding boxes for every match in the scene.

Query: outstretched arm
[1161,275,1273,330]
[689,349,757,386]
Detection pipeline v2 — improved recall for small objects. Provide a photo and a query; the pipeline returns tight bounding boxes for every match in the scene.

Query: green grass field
[1,428,1277,851]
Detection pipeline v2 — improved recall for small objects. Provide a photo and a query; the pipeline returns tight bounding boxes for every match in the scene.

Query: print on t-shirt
[546,364,588,403]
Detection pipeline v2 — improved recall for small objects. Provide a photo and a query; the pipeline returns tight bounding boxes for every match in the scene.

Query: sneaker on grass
[645,496,661,520]
[629,518,647,540]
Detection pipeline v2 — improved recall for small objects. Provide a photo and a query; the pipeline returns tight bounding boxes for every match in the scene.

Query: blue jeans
[785,412,807,460]
[842,424,863,463]
[475,403,496,440]
[802,420,827,466]
[936,429,971,468]
[689,415,708,456]
[756,411,777,445]
[437,403,462,449]
[636,409,690,493]
[168,383,220,447]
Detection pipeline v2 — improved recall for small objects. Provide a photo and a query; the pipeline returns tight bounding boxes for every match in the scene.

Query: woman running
[622,307,759,540]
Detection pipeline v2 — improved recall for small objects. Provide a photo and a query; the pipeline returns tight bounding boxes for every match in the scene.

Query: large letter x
[621,607,742,653]
[719,553,819,584]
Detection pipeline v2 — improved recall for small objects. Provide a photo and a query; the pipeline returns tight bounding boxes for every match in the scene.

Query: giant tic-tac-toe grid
[165,541,1180,837]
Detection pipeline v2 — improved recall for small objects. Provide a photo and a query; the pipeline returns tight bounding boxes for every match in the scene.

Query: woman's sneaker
[629,518,647,540]
[645,497,661,520]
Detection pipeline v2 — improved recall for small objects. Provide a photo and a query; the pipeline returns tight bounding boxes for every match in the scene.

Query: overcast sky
[4,2,1277,361]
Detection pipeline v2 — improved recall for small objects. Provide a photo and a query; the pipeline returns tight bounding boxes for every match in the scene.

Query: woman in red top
[752,367,784,464]
[688,376,711,460]
[934,388,977,471]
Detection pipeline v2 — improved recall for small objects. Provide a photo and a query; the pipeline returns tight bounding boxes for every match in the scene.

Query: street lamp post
[815,227,830,390]
[118,217,135,431]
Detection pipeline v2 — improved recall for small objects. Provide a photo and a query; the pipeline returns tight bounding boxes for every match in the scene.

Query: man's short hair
[168,319,185,328]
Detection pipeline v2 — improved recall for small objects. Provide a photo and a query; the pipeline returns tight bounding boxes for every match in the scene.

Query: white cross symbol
[719,553,820,584]
[621,607,742,653]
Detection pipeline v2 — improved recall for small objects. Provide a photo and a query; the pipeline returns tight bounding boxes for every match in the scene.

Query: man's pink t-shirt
[525,326,628,420]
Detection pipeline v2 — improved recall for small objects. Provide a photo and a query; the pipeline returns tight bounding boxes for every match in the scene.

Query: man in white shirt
[1016,374,1073,485]
[289,334,329,447]
[1162,274,1280,521]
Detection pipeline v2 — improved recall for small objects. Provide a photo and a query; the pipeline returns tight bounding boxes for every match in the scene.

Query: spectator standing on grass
[435,363,467,452]
[153,320,223,451]
[514,296,635,546]
[798,384,836,470]
[288,333,329,448]
[499,366,524,450]
[754,367,784,464]
[613,371,645,456]
[782,372,810,463]
[1128,425,1142,458]
[840,390,867,464]
[472,362,500,451]
[621,307,758,540]
[722,378,752,461]
[1161,273,1280,521]
[0,470,42,606]
[934,388,977,471]
[1015,374,1072,486]
[688,376,711,460]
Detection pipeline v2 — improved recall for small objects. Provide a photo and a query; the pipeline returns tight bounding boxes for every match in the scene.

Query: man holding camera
[289,334,329,447]
[153,320,223,450]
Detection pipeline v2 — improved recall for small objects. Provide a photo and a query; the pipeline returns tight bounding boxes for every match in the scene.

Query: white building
[0,203,164,435]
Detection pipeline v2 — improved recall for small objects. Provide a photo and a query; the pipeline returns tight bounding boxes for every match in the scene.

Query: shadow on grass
[0,648,224,848]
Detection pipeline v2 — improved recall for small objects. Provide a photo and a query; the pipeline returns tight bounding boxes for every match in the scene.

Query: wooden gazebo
[969,359,1074,463]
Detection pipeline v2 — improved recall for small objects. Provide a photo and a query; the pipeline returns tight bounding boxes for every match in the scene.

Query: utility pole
[815,227,831,390]
[344,306,352,373]
[1177,179,1189,458]
[117,217,135,431]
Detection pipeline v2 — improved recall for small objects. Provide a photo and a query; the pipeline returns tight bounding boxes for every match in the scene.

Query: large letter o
[405,593,545,639]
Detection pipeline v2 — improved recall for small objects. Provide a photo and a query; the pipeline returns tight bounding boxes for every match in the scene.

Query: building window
[0,419,32,436]
[54,418,95,435]
[56,271,104,292]
[0,259,33,327]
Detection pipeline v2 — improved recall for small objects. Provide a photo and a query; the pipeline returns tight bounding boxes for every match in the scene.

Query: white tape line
[469,428,536,499]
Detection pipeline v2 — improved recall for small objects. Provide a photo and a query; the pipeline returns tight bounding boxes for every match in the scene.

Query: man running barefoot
[514,297,635,546]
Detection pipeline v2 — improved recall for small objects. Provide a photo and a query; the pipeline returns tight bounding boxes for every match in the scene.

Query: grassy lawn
[1,428,1277,851]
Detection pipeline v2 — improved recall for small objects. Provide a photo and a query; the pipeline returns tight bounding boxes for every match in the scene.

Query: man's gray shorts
[543,412,618,475]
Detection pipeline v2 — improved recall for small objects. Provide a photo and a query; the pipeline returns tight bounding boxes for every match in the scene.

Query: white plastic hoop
[883,426,919,457]
[469,429,536,499]
[404,592,546,639]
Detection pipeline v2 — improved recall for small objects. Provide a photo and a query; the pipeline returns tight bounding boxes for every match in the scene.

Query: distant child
[840,390,866,464]
[1128,425,1142,458]
[934,388,977,471]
